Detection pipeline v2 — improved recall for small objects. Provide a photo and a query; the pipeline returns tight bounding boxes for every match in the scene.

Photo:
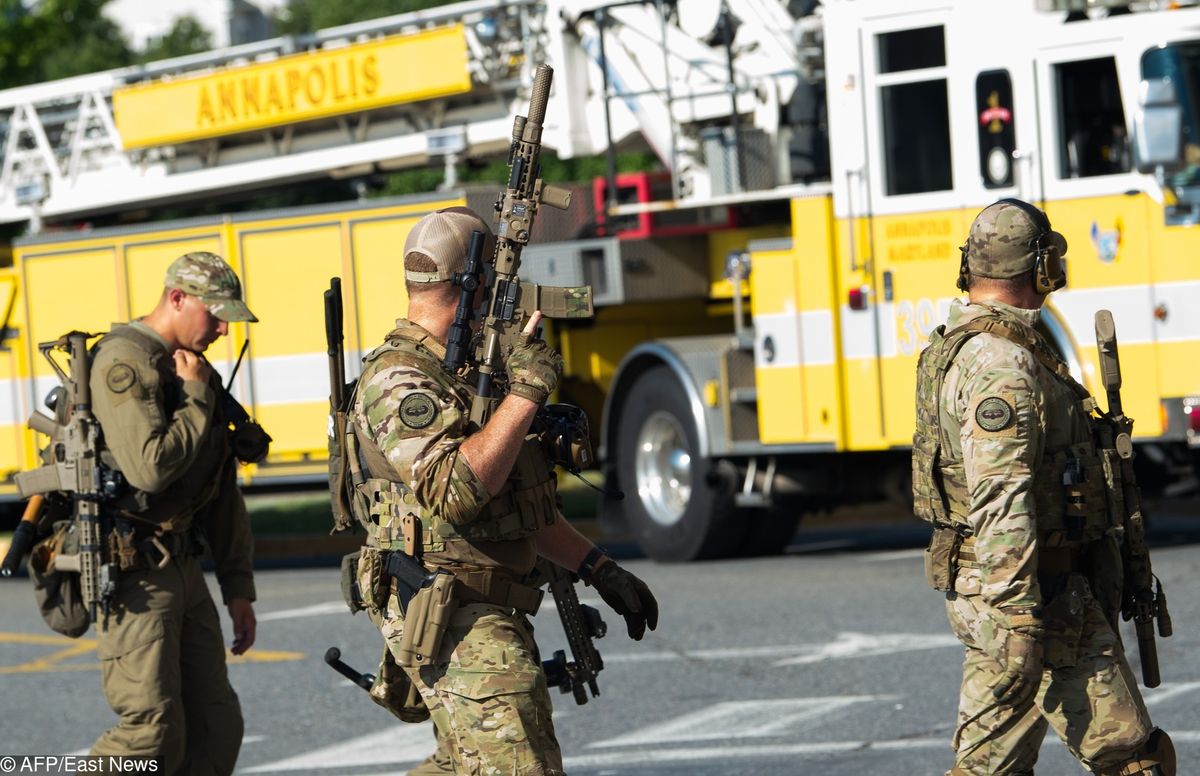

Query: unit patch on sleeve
[399,393,438,429]
[975,396,1015,433]
[106,363,137,394]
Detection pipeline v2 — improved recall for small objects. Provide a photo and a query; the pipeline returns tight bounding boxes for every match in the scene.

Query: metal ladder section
[0,0,542,227]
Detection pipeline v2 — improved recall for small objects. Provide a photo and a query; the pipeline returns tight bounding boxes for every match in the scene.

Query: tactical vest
[343,325,557,554]
[913,311,1117,547]
[95,324,229,530]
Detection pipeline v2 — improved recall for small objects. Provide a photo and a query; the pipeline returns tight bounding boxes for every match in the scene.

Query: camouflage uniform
[88,253,257,774]
[913,201,1170,776]
[351,207,564,776]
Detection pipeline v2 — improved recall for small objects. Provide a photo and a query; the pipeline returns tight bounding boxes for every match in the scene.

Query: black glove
[588,562,659,640]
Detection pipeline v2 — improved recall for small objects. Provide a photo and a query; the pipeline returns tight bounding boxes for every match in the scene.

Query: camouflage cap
[965,200,1068,279]
[404,206,495,283]
[164,251,258,322]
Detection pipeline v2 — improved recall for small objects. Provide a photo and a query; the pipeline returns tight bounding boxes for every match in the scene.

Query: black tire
[736,500,803,557]
[614,366,744,561]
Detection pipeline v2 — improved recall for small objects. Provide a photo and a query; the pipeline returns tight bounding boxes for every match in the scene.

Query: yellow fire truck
[0,0,1197,560]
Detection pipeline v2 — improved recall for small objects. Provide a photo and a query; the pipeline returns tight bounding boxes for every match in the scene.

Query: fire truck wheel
[615,365,744,561]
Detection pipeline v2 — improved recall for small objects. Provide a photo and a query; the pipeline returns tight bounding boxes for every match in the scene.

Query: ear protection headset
[957,198,1066,294]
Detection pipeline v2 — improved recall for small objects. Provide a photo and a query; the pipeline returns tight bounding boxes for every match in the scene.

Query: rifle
[324,277,356,534]
[217,340,272,464]
[1094,310,1172,688]
[448,64,589,425]
[13,332,119,621]
[533,559,607,705]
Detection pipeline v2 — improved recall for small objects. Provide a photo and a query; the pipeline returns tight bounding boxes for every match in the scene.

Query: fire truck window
[881,79,952,195]
[1055,57,1130,178]
[877,27,945,73]
[976,71,1015,189]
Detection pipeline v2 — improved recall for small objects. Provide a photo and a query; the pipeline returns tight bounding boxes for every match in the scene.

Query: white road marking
[242,728,1200,773]
[587,696,896,748]
[600,632,959,666]
[1144,681,1200,706]
[257,602,349,622]
[771,632,960,667]
[861,548,926,563]
[242,723,436,772]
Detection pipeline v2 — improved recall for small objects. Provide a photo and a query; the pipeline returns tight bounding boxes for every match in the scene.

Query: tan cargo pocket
[97,611,165,660]
[1042,576,1088,669]
[924,526,963,592]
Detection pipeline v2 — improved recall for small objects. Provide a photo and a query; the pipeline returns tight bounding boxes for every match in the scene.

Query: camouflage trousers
[378,597,564,776]
[945,574,1152,774]
[91,555,244,775]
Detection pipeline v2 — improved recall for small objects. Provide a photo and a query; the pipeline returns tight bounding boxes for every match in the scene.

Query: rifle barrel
[1137,621,1161,688]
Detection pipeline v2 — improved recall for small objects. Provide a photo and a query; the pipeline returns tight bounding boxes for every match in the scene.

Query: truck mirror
[1134,78,1184,174]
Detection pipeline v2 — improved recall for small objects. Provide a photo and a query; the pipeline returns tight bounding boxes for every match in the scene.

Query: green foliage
[273,0,456,36]
[140,15,213,64]
[0,0,133,86]
[375,151,661,198]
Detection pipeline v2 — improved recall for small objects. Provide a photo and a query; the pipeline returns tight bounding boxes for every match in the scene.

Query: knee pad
[1113,729,1175,776]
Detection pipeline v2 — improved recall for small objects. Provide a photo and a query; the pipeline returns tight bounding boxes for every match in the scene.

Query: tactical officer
[351,206,659,776]
[88,252,258,773]
[912,199,1174,775]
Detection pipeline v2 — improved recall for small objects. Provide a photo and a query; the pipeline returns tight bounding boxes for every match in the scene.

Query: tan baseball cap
[966,200,1068,279]
[164,251,258,322]
[403,207,495,283]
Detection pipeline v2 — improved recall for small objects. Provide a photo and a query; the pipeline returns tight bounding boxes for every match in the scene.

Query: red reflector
[1186,403,1200,433]
[848,287,867,311]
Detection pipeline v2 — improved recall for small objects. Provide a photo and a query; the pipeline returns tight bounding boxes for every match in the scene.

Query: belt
[454,569,544,615]
[386,563,544,615]
[136,532,201,568]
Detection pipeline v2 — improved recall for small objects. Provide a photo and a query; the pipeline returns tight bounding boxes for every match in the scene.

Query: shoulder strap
[949,317,1093,403]
[102,324,166,358]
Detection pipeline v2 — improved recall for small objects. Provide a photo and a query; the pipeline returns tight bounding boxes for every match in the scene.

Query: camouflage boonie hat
[404,207,495,283]
[965,200,1068,279]
[165,251,258,322]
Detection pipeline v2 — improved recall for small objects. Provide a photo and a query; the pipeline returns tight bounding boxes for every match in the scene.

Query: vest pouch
[369,645,430,723]
[1086,533,1123,626]
[355,546,388,612]
[1042,575,1089,669]
[911,431,942,524]
[924,525,963,593]
[340,551,365,614]
[29,521,90,638]
[395,570,456,669]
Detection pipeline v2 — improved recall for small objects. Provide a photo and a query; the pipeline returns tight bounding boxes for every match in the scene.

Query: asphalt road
[1,508,1198,775]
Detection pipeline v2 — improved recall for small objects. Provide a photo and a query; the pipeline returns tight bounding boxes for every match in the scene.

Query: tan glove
[504,333,563,404]
[588,561,659,641]
[989,627,1044,705]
